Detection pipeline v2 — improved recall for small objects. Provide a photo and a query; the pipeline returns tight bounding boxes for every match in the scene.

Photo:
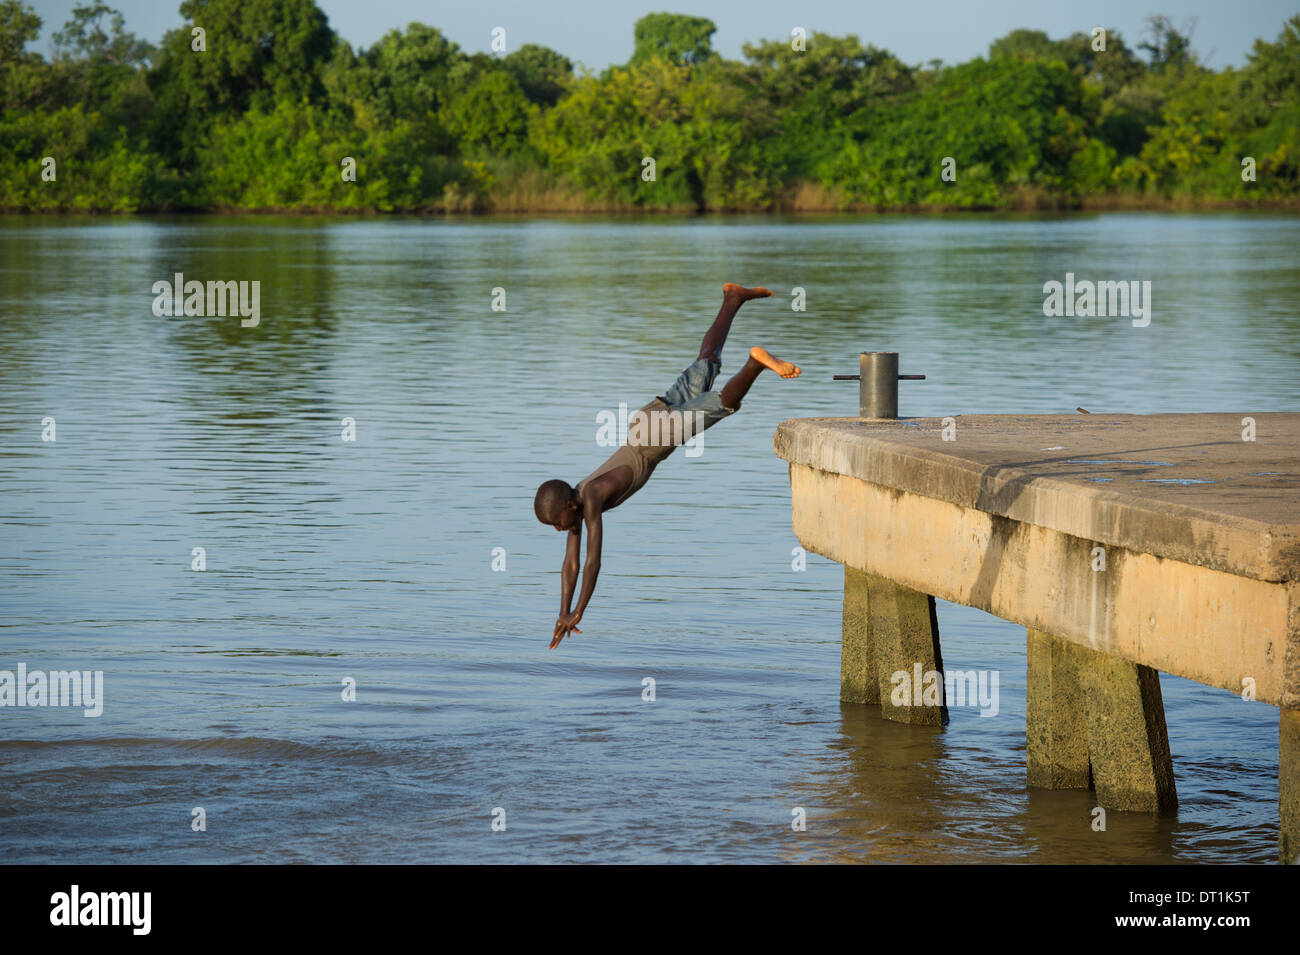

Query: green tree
[630,13,716,67]
[1240,13,1300,114]
[988,29,1058,62]
[331,23,465,125]
[44,4,153,121]
[52,3,152,65]
[827,57,1112,208]
[990,26,1143,96]
[503,43,572,106]
[0,0,39,65]
[0,0,43,110]
[441,69,534,156]
[535,59,700,208]
[146,0,336,173]
[1132,15,1300,200]
[150,0,335,115]
[1139,15,1195,73]
[741,32,913,111]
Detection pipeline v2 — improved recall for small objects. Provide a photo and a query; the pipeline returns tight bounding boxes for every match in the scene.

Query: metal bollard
[833,352,925,419]
[859,352,899,419]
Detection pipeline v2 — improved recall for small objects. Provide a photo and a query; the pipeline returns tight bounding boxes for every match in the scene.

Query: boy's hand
[550,611,583,648]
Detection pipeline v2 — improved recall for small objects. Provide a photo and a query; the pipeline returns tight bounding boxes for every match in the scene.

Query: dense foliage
[2,2,1297,212]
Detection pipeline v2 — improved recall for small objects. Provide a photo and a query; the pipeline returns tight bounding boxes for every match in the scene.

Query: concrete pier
[774,412,1299,861]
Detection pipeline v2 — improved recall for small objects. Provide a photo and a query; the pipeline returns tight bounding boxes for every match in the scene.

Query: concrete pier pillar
[1026,628,1177,813]
[869,574,947,724]
[1026,628,1090,788]
[841,566,879,704]
[1282,708,1300,865]
[1078,650,1177,812]
[840,568,946,724]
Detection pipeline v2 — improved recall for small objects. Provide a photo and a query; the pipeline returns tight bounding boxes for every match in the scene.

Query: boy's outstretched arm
[557,525,580,617]
[551,508,602,648]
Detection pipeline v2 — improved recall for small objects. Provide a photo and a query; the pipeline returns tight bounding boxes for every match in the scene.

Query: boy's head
[534,479,580,531]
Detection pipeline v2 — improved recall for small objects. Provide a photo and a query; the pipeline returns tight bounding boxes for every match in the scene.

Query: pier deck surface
[774,413,1299,582]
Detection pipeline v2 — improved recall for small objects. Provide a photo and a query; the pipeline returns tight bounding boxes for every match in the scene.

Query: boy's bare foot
[750,345,801,378]
[723,282,774,302]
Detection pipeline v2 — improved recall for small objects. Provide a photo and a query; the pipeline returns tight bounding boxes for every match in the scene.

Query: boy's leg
[671,345,801,444]
[697,283,773,363]
[660,283,774,408]
[718,346,801,410]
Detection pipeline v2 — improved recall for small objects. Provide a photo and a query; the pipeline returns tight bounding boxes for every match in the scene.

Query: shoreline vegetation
[2,3,1298,216]
[8,192,1300,217]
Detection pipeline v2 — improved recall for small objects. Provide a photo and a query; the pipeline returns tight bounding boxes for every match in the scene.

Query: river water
[1,213,1297,863]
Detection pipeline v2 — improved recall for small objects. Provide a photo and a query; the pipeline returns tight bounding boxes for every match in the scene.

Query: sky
[27,0,1300,70]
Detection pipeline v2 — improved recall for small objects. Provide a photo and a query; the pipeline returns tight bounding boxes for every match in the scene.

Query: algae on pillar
[1026,628,1176,814]
[1281,708,1300,864]
[1026,628,1090,789]
[841,566,879,704]
[871,576,946,726]
[840,566,946,725]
